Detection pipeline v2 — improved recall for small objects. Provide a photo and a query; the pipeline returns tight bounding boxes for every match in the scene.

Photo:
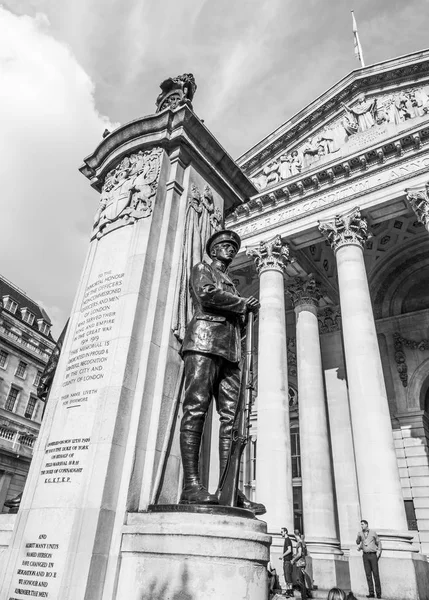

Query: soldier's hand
[246,296,260,313]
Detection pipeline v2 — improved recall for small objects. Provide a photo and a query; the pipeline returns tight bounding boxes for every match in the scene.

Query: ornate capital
[286,275,322,308]
[318,206,371,252]
[406,184,429,231]
[246,235,290,274]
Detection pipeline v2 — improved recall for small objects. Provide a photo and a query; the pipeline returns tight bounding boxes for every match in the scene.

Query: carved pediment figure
[251,172,268,190]
[410,88,429,117]
[263,160,280,185]
[395,91,414,122]
[156,73,197,112]
[342,93,376,132]
[302,137,320,168]
[289,150,303,175]
[279,154,291,179]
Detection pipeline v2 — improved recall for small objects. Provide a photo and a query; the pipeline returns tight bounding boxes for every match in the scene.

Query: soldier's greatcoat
[181,260,247,364]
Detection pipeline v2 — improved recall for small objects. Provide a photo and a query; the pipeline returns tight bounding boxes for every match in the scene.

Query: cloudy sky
[1,0,429,337]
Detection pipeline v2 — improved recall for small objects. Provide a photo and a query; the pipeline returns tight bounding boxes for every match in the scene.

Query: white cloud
[0,7,114,337]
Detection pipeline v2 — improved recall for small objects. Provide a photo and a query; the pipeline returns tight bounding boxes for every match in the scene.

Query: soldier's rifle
[218,311,255,507]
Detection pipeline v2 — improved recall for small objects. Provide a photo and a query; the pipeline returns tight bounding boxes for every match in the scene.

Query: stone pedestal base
[116,506,271,600]
[310,554,350,593]
[349,549,429,600]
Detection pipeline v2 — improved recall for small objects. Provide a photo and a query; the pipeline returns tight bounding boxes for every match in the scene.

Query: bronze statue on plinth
[179,229,266,515]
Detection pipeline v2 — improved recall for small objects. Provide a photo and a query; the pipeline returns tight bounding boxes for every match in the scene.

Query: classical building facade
[223,49,429,588]
[0,276,55,511]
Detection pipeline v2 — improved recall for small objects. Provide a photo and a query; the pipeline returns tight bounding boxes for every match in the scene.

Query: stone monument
[0,76,270,600]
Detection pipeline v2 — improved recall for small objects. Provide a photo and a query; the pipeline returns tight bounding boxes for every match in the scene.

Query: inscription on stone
[9,534,60,599]
[40,438,90,483]
[61,270,124,395]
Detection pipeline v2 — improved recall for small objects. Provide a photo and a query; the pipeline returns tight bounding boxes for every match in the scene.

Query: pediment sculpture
[251,86,429,191]
[92,147,163,240]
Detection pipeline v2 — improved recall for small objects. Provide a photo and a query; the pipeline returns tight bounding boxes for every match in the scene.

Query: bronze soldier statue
[179,229,266,514]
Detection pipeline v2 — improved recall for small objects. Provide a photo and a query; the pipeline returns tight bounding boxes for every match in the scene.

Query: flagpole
[351,10,365,68]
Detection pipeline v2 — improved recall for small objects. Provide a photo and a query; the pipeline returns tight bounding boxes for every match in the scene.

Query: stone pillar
[319,207,429,600]
[286,276,347,590]
[247,235,294,534]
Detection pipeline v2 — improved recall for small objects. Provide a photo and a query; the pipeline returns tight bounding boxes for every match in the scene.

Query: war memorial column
[318,207,429,599]
[247,235,294,534]
[0,79,270,600]
[286,275,345,588]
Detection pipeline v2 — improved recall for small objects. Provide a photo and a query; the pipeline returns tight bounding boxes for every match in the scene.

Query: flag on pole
[351,10,365,67]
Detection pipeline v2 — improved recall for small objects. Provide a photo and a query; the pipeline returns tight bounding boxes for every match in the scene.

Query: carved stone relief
[318,306,342,334]
[393,332,429,387]
[406,183,429,231]
[287,337,297,378]
[251,85,429,191]
[156,73,197,112]
[92,147,163,240]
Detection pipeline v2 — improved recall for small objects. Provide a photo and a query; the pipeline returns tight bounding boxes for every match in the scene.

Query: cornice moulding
[79,105,257,212]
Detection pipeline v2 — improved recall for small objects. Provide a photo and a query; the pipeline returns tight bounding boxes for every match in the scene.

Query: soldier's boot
[179,431,218,505]
[216,436,267,515]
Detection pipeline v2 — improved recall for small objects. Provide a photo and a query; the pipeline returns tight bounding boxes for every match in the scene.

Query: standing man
[356,519,382,599]
[179,229,265,514]
[279,527,293,597]
[291,529,308,600]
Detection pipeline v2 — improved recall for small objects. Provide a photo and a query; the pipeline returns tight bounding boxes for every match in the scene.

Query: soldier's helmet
[206,229,241,256]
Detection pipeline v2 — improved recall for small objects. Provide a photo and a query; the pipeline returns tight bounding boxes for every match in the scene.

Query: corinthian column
[319,207,409,537]
[247,236,294,534]
[286,275,342,584]
[406,184,429,232]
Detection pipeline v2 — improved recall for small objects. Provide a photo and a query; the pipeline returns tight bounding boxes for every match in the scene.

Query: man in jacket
[179,229,264,513]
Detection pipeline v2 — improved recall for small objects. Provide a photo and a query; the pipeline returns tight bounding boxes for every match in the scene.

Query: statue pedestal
[116,506,271,600]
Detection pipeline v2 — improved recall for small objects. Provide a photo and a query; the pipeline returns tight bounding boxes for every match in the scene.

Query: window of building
[404,499,418,531]
[25,396,38,419]
[293,485,304,534]
[0,350,9,369]
[34,371,42,387]
[291,427,301,478]
[15,361,27,379]
[250,439,257,481]
[37,320,50,336]
[21,309,35,326]
[5,386,20,411]
[3,296,18,314]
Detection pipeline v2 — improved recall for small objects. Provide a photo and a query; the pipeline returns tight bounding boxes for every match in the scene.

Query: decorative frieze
[406,183,429,231]
[318,206,371,252]
[393,332,429,387]
[286,275,322,308]
[92,147,163,240]
[246,235,290,274]
[318,306,342,334]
